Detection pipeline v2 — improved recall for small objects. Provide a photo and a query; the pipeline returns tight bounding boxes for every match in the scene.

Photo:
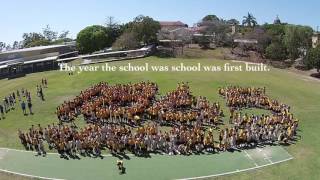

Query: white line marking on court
[0,168,65,180]
[257,147,273,163]
[264,156,273,163]
[244,150,259,167]
[244,150,253,160]
[175,157,294,180]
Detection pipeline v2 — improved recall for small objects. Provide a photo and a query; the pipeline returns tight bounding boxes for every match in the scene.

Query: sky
[1,0,319,44]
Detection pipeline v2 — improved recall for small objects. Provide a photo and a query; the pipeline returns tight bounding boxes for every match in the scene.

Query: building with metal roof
[0,44,77,79]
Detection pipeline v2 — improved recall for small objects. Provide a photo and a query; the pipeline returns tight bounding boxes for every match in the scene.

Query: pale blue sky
[1,0,319,44]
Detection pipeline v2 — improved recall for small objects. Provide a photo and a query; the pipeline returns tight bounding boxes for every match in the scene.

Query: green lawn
[0,56,319,179]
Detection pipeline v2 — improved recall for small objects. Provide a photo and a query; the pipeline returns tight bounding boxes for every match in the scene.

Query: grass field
[0,56,319,179]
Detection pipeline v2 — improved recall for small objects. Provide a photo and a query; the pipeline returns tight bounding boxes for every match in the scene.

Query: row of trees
[197,13,318,70]
[76,15,160,54]
[22,25,72,48]
[0,25,71,52]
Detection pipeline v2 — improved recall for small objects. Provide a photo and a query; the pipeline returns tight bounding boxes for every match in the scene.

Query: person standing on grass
[3,98,8,112]
[12,92,16,103]
[0,104,4,119]
[28,101,33,115]
[44,78,48,88]
[21,101,27,115]
[39,86,44,101]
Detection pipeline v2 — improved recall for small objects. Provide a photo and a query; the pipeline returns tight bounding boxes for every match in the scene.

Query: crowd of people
[0,88,33,117]
[18,83,299,158]
[56,82,223,127]
[147,83,223,126]
[18,122,215,157]
[218,86,298,149]
[56,81,158,125]
[1,78,48,119]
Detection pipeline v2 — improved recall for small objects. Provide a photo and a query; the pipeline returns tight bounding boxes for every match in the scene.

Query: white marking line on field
[282,147,295,159]
[244,150,258,167]
[263,157,272,163]
[175,157,294,180]
[0,168,65,180]
[257,147,273,163]
[244,150,253,160]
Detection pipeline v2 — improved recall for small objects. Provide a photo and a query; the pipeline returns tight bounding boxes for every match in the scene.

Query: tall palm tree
[242,12,257,27]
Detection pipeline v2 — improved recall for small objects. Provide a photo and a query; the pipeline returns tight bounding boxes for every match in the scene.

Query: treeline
[0,25,72,51]
[76,15,160,54]
[194,13,319,71]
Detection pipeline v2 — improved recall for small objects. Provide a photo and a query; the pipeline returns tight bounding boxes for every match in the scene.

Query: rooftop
[0,44,68,55]
[159,21,187,27]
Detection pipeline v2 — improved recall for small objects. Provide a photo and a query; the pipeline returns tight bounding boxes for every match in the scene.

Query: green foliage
[266,42,287,60]
[199,14,232,47]
[242,12,257,27]
[198,36,211,49]
[283,25,313,60]
[105,16,123,44]
[304,45,320,71]
[42,25,58,42]
[22,25,72,48]
[202,15,220,22]
[76,25,111,54]
[112,31,139,50]
[227,19,240,25]
[264,24,286,42]
[129,15,161,44]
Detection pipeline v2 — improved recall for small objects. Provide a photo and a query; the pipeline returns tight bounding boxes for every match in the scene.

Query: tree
[284,25,313,60]
[304,45,320,72]
[129,15,161,45]
[105,16,123,44]
[76,25,112,54]
[242,12,257,27]
[0,42,6,52]
[58,30,69,40]
[112,31,139,50]
[22,32,49,47]
[5,44,12,51]
[42,25,58,41]
[198,15,231,47]
[227,19,240,25]
[202,15,220,22]
[264,24,286,42]
[265,42,287,60]
[12,41,19,49]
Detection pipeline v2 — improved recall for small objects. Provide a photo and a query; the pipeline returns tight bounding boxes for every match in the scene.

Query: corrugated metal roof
[0,44,67,55]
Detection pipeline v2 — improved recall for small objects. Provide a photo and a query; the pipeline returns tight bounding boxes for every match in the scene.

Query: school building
[0,44,78,79]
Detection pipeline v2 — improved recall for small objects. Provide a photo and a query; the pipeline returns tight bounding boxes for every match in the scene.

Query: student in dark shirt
[28,101,33,115]
[0,104,4,119]
[21,101,26,115]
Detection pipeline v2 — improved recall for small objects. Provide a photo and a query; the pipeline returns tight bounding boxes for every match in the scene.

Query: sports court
[0,145,293,180]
